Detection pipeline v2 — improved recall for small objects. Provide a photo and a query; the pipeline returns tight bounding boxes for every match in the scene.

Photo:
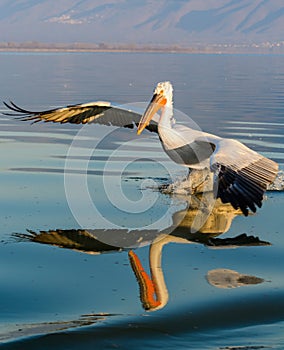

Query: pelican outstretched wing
[13,229,122,254]
[210,138,278,216]
[2,100,158,132]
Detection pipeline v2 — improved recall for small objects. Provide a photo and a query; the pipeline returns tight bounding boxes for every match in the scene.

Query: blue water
[0,52,284,349]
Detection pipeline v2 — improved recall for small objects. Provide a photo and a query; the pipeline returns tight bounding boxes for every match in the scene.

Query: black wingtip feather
[215,156,277,216]
[2,100,40,118]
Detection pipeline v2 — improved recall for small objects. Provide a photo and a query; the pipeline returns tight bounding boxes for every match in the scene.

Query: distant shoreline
[0,42,283,55]
[0,48,282,55]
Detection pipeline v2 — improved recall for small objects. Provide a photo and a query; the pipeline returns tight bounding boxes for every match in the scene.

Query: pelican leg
[159,168,213,195]
[187,168,213,194]
[164,169,208,194]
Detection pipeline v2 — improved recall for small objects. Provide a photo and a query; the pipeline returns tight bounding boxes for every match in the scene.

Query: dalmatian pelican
[3,81,278,215]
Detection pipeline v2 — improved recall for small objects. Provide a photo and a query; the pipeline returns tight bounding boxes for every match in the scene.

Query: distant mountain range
[0,0,283,45]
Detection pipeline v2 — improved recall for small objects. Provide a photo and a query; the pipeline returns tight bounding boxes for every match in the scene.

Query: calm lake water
[0,52,284,349]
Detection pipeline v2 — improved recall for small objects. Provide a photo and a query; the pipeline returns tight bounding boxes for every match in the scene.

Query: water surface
[0,52,284,349]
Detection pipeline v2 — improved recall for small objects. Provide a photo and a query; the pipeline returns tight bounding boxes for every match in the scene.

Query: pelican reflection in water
[14,197,269,312]
[3,81,278,216]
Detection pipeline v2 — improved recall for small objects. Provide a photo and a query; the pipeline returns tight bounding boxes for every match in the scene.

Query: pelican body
[137,82,278,215]
[3,81,278,215]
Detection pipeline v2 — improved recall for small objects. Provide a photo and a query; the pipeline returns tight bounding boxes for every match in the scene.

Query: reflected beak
[137,93,167,135]
[128,250,161,311]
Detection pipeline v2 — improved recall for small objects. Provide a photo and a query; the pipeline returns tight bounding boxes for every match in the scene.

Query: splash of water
[160,169,284,194]
[268,170,284,191]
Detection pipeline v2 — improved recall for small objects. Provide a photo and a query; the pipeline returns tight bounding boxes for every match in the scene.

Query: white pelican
[3,81,278,215]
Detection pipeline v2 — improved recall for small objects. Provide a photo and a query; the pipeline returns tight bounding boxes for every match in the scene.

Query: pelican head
[137,81,173,135]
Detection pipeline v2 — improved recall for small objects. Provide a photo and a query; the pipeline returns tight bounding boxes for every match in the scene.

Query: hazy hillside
[0,0,283,44]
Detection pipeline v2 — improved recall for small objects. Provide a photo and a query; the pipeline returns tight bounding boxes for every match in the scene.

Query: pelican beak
[137,93,167,135]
